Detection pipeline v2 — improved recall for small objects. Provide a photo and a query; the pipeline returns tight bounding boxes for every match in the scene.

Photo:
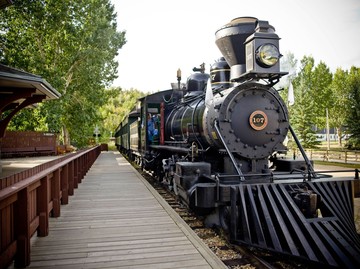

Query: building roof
[0,64,61,138]
[0,64,61,100]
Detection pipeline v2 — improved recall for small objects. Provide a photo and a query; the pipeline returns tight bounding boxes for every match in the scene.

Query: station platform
[0,155,61,178]
[13,151,227,269]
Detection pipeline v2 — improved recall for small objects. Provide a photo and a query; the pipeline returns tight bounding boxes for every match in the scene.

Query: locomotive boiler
[115,17,360,268]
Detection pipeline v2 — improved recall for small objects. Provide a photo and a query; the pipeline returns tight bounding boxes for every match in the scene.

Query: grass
[313,160,360,169]
[107,141,117,151]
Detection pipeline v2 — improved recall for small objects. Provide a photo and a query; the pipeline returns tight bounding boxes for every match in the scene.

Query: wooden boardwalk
[23,151,227,269]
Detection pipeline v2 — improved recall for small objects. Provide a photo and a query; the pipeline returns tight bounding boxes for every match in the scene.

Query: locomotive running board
[229,180,360,268]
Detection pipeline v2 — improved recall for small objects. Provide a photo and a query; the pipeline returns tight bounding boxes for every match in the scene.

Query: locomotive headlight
[256,43,280,67]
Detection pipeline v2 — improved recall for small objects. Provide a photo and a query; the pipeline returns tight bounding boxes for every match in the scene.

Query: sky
[110,0,360,93]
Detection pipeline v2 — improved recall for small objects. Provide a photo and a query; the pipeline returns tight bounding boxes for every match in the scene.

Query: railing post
[84,153,88,174]
[82,154,86,178]
[14,188,31,268]
[68,161,74,195]
[78,156,83,183]
[61,164,69,204]
[37,175,50,237]
[73,159,79,188]
[0,194,17,269]
[52,169,61,217]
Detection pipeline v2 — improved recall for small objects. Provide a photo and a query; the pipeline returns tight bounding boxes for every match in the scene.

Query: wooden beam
[0,95,46,138]
[0,88,36,112]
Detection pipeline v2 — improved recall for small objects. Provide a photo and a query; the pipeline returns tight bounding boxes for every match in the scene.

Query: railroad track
[134,166,308,269]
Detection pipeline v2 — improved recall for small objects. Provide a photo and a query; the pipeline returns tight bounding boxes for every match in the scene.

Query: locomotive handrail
[191,97,205,152]
[214,120,245,181]
[289,125,317,180]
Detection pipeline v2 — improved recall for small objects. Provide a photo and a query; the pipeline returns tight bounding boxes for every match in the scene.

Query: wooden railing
[302,149,360,164]
[1,151,78,190]
[0,146,101,269]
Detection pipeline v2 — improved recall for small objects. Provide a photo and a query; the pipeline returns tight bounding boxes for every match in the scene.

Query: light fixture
[256,43,280,67]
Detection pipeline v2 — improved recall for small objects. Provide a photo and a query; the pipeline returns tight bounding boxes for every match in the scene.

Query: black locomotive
[115,17,360,268]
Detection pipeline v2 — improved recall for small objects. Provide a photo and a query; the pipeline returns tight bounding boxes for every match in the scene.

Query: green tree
[345,66,360,149]
[6,108,47,131]
[311,61,333,128]
[290,56,320,148]
[99,88,145,139]
[0,0,126,147]
[330,68,349,146]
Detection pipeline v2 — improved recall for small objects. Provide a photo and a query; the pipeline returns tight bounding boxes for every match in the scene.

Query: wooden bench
[0,147,36,157]
[35,146,56,156]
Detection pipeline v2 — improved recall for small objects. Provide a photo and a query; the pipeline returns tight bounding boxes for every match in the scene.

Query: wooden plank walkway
[24,151,227,269]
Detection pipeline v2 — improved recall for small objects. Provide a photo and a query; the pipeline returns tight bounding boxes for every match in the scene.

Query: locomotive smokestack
[215,17,258,81]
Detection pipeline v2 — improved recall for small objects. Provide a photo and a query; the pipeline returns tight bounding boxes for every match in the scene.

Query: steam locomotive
[115,17,360,268]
